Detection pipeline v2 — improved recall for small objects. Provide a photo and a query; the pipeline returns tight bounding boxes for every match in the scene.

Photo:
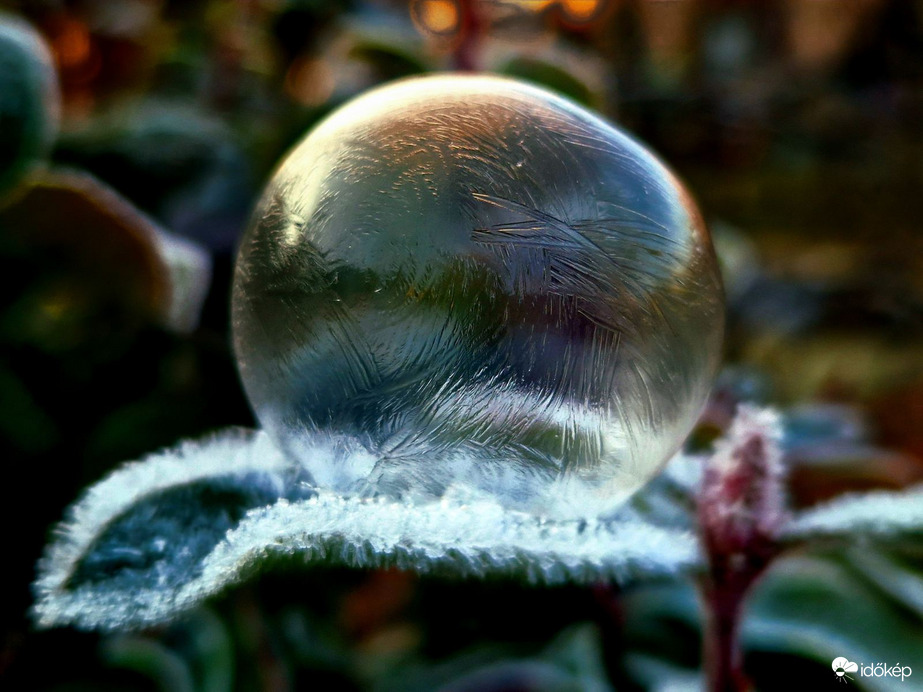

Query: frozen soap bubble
[232,75,724,518]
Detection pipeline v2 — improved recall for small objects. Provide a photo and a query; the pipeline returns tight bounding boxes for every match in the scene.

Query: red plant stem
[701,543,776,692]
[453,0,483,71]
[702,567,751,692]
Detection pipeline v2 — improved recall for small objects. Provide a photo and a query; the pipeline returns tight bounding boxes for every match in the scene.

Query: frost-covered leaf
[33,429,309,630]
[34,429,700,631]
[783,485,923,542]
[204,489,696,587]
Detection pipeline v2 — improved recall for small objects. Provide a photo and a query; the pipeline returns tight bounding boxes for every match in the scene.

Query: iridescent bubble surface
[232,75,724,518]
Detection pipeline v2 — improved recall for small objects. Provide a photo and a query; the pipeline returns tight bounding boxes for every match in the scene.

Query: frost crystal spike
[233,75,724,518]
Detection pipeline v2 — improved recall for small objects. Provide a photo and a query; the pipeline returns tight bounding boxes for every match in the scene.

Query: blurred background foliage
[1,0,923,689]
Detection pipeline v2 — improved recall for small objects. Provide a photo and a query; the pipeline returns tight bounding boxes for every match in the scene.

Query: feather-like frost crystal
[233,75,725,518]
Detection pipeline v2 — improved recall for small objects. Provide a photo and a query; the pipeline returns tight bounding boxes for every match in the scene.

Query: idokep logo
[833,657,913,684]
[833,658,858,683]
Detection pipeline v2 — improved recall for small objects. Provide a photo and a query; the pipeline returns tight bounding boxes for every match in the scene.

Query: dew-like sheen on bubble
[232,75,724,518]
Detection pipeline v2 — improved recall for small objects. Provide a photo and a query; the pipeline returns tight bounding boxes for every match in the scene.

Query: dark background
[2,1,923,689]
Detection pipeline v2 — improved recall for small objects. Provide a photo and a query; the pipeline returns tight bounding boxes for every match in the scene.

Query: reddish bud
[699,405,787,566]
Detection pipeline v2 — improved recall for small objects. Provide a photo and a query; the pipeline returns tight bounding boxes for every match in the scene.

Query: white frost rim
[32,429,701,630]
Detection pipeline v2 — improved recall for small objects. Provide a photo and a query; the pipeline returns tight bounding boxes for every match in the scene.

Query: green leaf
[842,546,923,619]
[622,653,702,692]
[0,169,211,334]
[498,58,595,108]
[101,635,196,692]
[743,553,923,692]
[0,13,59,197]
[375,624,613,692]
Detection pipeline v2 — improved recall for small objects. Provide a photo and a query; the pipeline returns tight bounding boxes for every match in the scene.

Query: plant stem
[696,406,786,691]
[701,565,752,692]
[453,0,483,71]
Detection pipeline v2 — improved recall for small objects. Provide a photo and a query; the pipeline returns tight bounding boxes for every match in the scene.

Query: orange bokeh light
[411,0,461,35]
[561,0,601,22]
[53,18,91,69]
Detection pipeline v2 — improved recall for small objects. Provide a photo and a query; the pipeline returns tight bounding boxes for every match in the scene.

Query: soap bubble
[232,75,723,518]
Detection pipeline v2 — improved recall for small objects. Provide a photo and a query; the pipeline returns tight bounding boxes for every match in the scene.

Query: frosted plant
[32,77,923,643]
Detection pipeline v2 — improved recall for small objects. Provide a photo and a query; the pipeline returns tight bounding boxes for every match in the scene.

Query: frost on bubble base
[232,75,725,519]
[32,429,703,631]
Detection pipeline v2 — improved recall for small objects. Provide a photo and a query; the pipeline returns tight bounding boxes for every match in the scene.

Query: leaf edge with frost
[783,485,923,542]
[33,429,702,631]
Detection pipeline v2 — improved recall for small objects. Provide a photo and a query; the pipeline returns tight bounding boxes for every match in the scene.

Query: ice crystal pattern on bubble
[233,75,724,518]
